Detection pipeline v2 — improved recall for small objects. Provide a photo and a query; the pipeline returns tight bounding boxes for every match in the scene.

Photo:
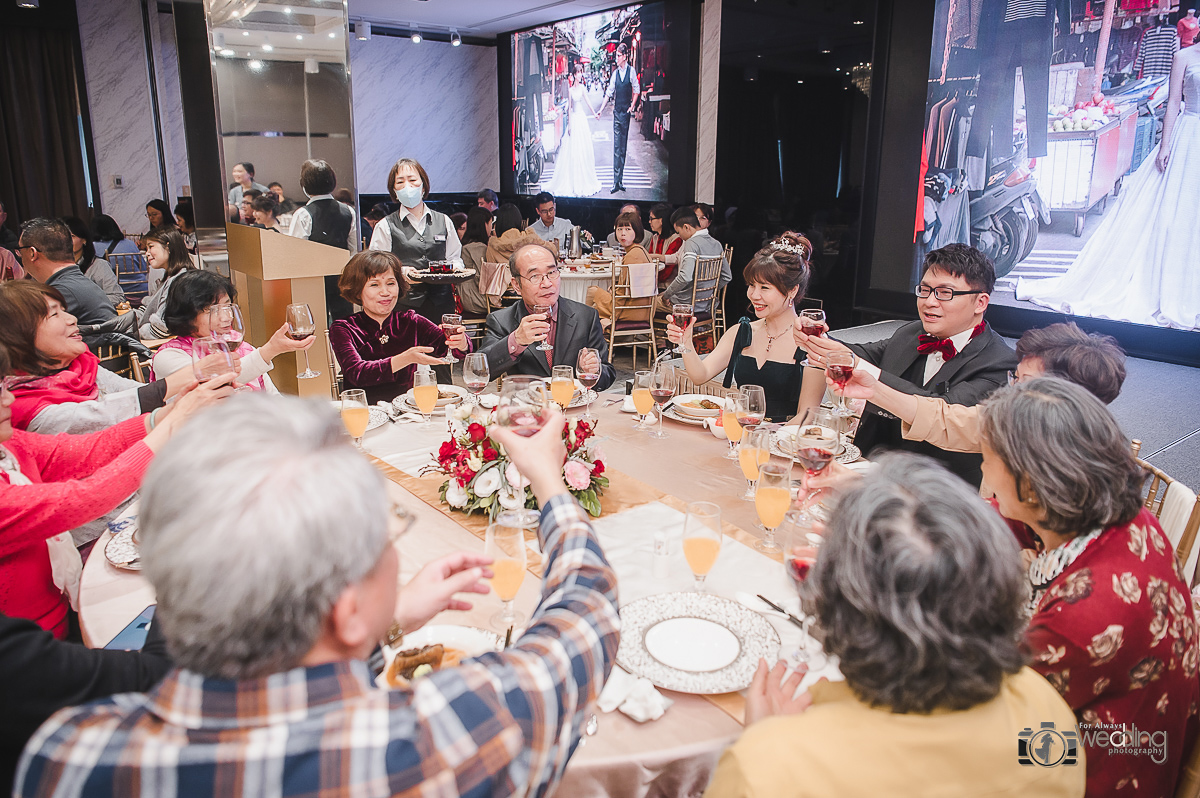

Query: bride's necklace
[762,316,793,354]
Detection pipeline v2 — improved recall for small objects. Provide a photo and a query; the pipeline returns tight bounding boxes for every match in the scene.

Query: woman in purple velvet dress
[329,251,470,404]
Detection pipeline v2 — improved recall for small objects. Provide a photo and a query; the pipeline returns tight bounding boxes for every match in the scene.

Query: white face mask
[396,185,423,209]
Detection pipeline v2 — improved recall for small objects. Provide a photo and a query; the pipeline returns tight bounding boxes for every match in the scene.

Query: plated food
[396,384,468,415]
[385,644,467,688]
[671,394,725,418]
[376,624,503,690]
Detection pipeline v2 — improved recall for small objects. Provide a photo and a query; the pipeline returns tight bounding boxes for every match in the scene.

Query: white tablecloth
[559,268,613,304]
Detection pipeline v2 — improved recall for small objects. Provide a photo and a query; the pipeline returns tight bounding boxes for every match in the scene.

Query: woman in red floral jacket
[981,377,1199,797]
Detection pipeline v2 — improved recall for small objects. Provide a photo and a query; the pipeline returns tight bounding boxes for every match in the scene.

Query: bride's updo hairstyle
[743,231,812,304]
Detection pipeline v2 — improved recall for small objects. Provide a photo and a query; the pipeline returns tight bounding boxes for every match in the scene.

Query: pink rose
[505,462,531,489]
[564,459,592,491]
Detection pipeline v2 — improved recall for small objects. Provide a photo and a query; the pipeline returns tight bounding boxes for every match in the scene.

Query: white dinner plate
[669,394,726,418]
[396,384,468,415]
[376,624,503,689]
[330,402,389,432]
[104,516,142,571]
[535,378,598,410]
[661,404,708,426]
[617,593,780,694]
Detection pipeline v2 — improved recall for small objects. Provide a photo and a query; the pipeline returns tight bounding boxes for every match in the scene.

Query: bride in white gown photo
[1017,47,1200,330]
[545,63,602,198]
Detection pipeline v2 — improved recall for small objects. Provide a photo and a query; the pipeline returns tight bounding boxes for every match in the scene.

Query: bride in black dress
[666,232,812,422]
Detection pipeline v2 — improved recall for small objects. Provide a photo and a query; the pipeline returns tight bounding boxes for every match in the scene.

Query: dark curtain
[0,24,92,227]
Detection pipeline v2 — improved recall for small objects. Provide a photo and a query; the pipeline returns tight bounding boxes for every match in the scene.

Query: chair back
[1137,456,1200,587]
[480,262,511,303]
[674,367,726,399]
[606,263,658,371]
[109,253,150,306]
[689,255,724,315]
[325,329,344,401]
[93,343,136,379]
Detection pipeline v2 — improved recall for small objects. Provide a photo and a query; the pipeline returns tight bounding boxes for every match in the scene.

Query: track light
[356,21,371,41]
[410,28,422,43]
[450,29,461,46]
[16,0,40,8]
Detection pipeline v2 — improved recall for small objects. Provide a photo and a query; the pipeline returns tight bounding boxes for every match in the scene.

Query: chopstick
[756,594,807,631]
[503,625,513,650]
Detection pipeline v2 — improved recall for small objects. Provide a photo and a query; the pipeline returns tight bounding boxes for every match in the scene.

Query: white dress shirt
[529,216,574,247]
[367,206,462,264]
[854,325,979,385]
[287,195,360,253]
[603,65,641,106]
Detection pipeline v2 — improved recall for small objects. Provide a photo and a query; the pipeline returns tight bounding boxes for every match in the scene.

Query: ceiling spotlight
[328,31,336,38]
[450,29,461,46]
[296,34,303,40]
[242,30,250,36]
[219,48,235,57]
[410,28,422,43]
[283,6,292,12]
[249,59,264,70]
[797,79,804,84]
[16,0,40,8]
[355,20,371,40]
[261,43,273,51]
[852,19,864,24]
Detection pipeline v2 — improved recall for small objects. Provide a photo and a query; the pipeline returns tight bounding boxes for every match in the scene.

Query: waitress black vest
[385,209,448,269]
[614,66,633,111]
[306,198,353,251]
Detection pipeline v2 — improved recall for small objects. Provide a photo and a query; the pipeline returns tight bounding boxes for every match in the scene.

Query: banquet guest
[0,342,231,640]
[329,251,469,404]
[238,189,262,226]
[266,181,299,215]
[657,207,730,315]
[15,398,619,797]
[485,203,556,264]
[980,378,1199,796]
[0,282,191,435]
[826,322,1127,454]
[605,204,652,249]
[18,219,117,328]
[0,199,17,254]
[0,246,20,283]
[368,157,460,322]
[226,162,269,217]
[90,215,140,259]
[152,271,313,394]
[458,206,495,316]
[138,228,195,340]
[690,203,712,230]
[647,203,682,278]
[0,612,171,791]
[451,212,468,242]
[667,233,809,422]
[476,188,499,212]
[705,453,1084,798]
[529,191,574,249]
[586,210,654,327]
[173,202,197,251]
[60,216,124,306]
[250,194,286,234]
[480,244,615,390]
[144,200,176,236]
[800,243,1015,486]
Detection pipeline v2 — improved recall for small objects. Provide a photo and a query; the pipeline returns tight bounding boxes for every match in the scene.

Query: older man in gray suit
[480,244,616,391]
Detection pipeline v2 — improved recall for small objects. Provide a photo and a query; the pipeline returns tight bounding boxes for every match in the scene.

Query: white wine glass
[496,375,552,438]
[754,463,790,554]
[576,348,600,422]
[441,313,463,364]
[463,352,490,399]
[340,389,368,451]
[285,303,320,379]
[486,510,531,630]
[647,359,676,440]
[682,501,722,592]
[739,385,767,428]
[208,302,244,345]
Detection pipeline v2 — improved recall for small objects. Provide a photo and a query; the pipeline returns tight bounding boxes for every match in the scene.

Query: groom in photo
[596,43,640,194]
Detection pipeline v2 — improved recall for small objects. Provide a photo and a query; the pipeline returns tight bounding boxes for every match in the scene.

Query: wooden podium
[226,224,349,398]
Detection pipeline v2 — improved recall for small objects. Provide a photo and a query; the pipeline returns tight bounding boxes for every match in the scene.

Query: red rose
[467,423,487,443]
[482,446,499,461]
[592,459,605,475]
[576,420,591,438]
[439,440,458,462]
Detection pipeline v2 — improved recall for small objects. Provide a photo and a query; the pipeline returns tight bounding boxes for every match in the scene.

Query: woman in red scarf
[647,203,682,284]
[981,378,1199,796]
[0,282,192,435]
[0,342,231,637]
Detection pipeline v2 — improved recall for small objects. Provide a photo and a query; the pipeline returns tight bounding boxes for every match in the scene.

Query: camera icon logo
[1018,722,1079,767]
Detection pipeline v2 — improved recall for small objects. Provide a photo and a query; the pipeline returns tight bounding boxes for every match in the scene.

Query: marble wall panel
[151,8,191,202]
[349,37,499,196]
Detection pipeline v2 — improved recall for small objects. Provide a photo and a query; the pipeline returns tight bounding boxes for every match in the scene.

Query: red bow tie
[917,322,985,361]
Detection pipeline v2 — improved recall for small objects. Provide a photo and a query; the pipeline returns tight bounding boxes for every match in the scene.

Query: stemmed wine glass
[788,407,841,523]
[533,304,553,351]
[191,337,237,383]
[441,314,462,364]
[486,510,530,630]
[682,501,722,593]
[738,425,772,501]
[797,309,825,368]
[631,370,654,430]
[670,303,693,355]
[340,388,368,451]
[647,359,676,439]
[781,511,827,667]
[208,302,244,345]
[496,375,552,438]
[551,365,575,410]
[739,385,767,429]
[576,348,600,422]
[285,303,320,379]
[754,462,790,554]
[463,353,490,402]
[412,367,438,427]
[825,352,857,417]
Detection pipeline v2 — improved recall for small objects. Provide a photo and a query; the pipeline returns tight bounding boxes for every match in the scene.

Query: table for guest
[558,262,614,304]
[78,388,837,797]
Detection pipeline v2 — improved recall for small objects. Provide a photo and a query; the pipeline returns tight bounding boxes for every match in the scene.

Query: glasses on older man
[519,268,560,287]
[914,284,984,301]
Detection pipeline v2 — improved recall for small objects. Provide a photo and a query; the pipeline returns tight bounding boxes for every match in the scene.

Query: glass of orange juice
[738,425,773,501]
[754,463,790,554]
[551,365,575,409]
[631,370,654,430]
[340,389,369,451]
[412,367,438,427]
[485,510,533,629]
[721,390,744,460]
[682,501,722,592]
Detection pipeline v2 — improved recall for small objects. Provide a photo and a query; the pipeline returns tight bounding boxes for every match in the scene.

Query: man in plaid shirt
[16,395,619,797]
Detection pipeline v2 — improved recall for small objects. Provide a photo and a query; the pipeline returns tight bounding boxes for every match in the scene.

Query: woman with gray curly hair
[705,452,1083,798]
[980,377,1199,797]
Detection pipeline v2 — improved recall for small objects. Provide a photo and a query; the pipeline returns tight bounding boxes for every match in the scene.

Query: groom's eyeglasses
[520,268,561,287]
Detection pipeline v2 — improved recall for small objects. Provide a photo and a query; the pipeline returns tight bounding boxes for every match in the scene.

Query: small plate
[670,394,726,418]
[376,624,502,689]
[396,384,468,415]
[104,516,141,571]
[536,378,597,409]
[617,592,780,694]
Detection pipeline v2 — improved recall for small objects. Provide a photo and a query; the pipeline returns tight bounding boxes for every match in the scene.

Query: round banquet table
[79,382,840,798]
[558,265,613,304]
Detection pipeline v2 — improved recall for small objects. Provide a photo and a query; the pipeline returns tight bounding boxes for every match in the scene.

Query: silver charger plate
[661,405,707,427]
[331,403,389,432]
[771,428,861,465]
[104,516,141,571]
[617,592,781,694]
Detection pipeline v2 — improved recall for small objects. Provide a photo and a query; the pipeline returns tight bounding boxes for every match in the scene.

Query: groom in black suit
[800,244,1016,486]
[596,44,640,194]
[480,244,616,391]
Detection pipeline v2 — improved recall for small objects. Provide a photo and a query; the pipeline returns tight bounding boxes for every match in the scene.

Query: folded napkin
[597,666,674,722]
[626,262,658,298]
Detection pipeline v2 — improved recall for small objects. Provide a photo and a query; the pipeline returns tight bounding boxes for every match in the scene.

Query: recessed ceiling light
[242,30,250,36]
[797,79,804,83]
[219,48,235,56]
[262,44,273,51]
[821,49,831,54]
[284,6,292,13]
[328,31,336,38]
[852,19,864,24]
[296,35,303,40]
[410,28,422,43]
[249,59,264,70]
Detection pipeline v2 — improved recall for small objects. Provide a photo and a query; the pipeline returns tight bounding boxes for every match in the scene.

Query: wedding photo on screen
[916,1,1197,331]
[510,2,670,201]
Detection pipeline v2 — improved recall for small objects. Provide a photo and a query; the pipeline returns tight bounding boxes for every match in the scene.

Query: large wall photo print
[918,0,1197,331]
[510,3,670,201]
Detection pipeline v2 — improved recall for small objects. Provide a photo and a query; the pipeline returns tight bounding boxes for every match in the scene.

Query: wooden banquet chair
[605,262,658,371]
[108,252,150,307]
[674,367,726,399]
[1131,440,1200,587]
[93,343,137,380]
[325,329,344,401]
[653,254,725,352]
[713,244,733,338]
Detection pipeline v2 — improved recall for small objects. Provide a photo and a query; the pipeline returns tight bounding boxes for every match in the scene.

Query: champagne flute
[576,348,600,422]
[412,368,438,427]
[463,352,490,400]
[825,352,857,417]
[496,375,552,438]
[208,302,244,345]
[630,370,654,430]
[670,303,693,354]
[797,309,825,368]
[721,390,745,460]
[738,425,772,501]
[191,337,236,383]
[340,389,369,451]
[648,359,676,439]
[486,510,530,630]
[551,365,575,410]
[682,501,722,592]
[754,462,790,554]
[285,303,320,379]
[533,304,553,351]
[441,313,463,364]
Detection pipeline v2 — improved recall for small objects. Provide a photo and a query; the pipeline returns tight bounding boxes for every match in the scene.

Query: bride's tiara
[770,240,806,255]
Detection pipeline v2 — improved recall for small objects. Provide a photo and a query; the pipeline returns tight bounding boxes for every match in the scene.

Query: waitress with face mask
[367,157,462,322]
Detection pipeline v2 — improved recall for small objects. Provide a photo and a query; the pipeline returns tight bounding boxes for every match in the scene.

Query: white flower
[467,454,483,471]
[505,462,531,489]
[451,403,473,421]
[498,488,526,510]
[473,467,501,497]
[445,480,468,508]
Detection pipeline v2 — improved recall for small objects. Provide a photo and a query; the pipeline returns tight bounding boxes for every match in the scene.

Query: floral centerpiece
[426,403,608,519]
